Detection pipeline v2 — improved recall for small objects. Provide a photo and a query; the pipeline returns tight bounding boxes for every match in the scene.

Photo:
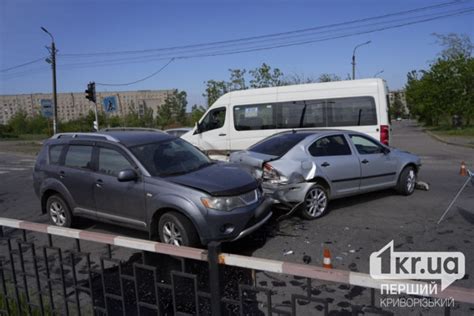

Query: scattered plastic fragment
[415,181,430,191]
[335,256,343,261]
[283,250,294,256]
[349,249,356,253]
[303,255,311,264]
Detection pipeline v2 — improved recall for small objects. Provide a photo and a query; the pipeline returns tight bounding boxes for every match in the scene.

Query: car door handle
[96,179,103,188]
[321,162,330,167]
[59,170,65,179]
[362,159,369,164]
[218,133,227,136]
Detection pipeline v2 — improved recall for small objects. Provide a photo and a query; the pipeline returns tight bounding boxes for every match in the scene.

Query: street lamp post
[374,70,384,77]
[352,41,371,80]
[41,27,58,134]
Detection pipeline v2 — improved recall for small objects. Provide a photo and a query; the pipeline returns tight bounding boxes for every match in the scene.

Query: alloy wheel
[162,222,183,246]
[305,187,327,218]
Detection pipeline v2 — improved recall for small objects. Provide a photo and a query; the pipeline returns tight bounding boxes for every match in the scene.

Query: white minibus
[181,78,391,157]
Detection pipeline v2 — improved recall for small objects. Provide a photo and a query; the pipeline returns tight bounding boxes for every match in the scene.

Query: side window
[309,135,352,157]
[49,145,64,165]
[64,145,93,169]
[200,108,226,133]
[234,104,274,130]
[98,148,133,177]
[327,97,377,127]
[350,135,383,154]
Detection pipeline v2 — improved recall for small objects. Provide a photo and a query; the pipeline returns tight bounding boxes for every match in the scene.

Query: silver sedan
[230,130,421,220]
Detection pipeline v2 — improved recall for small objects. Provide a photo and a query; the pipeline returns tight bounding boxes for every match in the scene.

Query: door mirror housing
[194,122,202,135]
[117,169,138,182]
[382,147,391,155]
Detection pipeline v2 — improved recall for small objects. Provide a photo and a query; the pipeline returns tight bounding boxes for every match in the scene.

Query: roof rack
[100,127,163,133]
[51,132,119,142]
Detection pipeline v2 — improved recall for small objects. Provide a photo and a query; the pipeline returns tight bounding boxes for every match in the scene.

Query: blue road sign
[103,96,118,113]
[40,99,53,118]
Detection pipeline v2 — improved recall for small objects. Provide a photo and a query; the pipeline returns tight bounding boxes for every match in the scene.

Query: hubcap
[407,170,416,193]
[162,222,183,246]
[305,188,327,217]
[50,201,66,226]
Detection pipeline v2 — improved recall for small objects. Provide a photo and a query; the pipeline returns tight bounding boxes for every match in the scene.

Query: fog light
[220,224,235,234]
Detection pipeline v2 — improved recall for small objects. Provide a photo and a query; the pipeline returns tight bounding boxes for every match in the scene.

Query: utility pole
[41,27,58,134]
[352,41,371,80]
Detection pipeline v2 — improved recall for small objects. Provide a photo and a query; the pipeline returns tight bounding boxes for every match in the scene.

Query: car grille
[240,189,259,205]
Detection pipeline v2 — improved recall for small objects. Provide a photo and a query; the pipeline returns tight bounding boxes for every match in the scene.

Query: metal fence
[0,217,473,316]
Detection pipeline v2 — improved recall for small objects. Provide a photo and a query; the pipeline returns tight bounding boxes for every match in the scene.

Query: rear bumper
[262,181,314,205]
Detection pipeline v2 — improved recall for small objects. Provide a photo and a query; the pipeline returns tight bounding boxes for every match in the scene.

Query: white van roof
[212,78,385,107]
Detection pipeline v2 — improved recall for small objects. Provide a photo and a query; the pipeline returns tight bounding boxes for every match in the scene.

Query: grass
[427,125,474,137]
[0,134,49,141]
[0,289,53,316]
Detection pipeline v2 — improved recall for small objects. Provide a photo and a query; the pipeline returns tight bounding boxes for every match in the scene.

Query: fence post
[208,241,222,316]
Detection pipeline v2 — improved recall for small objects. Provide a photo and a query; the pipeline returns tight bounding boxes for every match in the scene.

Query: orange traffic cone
[460,161,467,176]
[323,248,333,269]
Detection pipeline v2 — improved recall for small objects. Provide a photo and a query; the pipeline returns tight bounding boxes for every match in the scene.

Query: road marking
[0,171,8,174]
[0,167,28,171]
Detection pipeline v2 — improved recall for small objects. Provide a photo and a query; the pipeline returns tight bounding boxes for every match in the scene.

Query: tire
[158,212,199,247]
[301,184,329,220]
[396,166,417,196]
[46,194,73,227]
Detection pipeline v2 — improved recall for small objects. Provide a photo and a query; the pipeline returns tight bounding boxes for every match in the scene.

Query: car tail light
[262,163,280,181]
[380,125,389,145]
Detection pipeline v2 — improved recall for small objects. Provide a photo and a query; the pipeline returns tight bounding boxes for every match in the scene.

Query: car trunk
[229,151,277,179]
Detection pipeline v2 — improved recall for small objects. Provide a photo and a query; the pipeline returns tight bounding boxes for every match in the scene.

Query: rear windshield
[249,133,311,157]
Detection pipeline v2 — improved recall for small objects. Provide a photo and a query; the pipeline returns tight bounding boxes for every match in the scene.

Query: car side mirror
[382,147,391,155]
[117,169,138,182]
[194,122,202,135]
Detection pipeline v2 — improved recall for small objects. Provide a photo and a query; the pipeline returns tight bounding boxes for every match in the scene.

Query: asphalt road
[0,121,473,314]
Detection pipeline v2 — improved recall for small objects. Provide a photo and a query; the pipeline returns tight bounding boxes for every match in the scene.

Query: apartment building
[0,89,173,125]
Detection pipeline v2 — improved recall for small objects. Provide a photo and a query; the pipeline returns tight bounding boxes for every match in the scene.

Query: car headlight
[201,189,259,211]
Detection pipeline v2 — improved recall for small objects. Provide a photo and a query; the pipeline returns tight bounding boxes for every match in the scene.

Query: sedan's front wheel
[396,166,417,196]
[301,185,329,220]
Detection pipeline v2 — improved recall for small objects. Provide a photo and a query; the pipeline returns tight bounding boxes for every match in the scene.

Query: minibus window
[200,108,226,133]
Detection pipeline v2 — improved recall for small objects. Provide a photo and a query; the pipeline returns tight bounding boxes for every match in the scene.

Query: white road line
[0,167,28,171]
[19,159,35,162]
[0,171,9,174]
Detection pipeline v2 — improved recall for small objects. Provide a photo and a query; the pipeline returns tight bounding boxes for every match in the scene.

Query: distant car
[396,117,402,121]
[33,131,272,246]
[230,130,421,220]
[165,128,192,138]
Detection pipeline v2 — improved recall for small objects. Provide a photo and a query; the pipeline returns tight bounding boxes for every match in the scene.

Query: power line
[59,0,468,58]
[95,58,174,86]
[57,7,474,70]
[56,9,474,67]
[0,56,47,73]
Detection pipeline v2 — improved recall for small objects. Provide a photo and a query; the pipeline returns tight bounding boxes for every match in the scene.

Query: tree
[228,69,247,91]
[188,104,206,126]
[157,90,187,129]
[203,80,228,107]
[434,33,472,60]
[405,33,473,126]
[249,63,284,88]
[392,93,404,118]
[317,73,341,83]
[8,109,29,135]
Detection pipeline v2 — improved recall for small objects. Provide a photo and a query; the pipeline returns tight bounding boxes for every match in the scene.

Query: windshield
[130,138,212,177]
[249,132,312,157]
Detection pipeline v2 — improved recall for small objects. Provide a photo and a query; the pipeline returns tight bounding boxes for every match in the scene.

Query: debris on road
[283,250,294,256]
[303,255,311,264]
[415,181,430,191]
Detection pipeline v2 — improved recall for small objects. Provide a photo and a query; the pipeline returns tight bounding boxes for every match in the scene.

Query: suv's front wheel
[158,212,199,247]
[46,194,73,227]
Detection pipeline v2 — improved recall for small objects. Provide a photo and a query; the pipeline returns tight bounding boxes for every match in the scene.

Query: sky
[0,0,473,108]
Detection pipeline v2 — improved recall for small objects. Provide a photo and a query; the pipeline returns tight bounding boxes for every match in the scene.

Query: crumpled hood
[166,162,258,196]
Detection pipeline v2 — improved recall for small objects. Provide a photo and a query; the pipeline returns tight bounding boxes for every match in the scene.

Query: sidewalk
[424,129,474,149]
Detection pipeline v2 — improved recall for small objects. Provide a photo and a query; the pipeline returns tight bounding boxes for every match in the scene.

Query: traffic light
[85,82,96,103]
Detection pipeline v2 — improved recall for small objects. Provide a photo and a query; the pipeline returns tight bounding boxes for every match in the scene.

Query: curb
[423,129,474,149]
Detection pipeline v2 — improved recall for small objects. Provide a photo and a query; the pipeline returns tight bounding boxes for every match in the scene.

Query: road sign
[103,96,117,113]
[40,99,53,118]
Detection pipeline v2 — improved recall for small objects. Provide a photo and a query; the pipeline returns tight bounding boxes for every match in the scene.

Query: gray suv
[33,131,272,246]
